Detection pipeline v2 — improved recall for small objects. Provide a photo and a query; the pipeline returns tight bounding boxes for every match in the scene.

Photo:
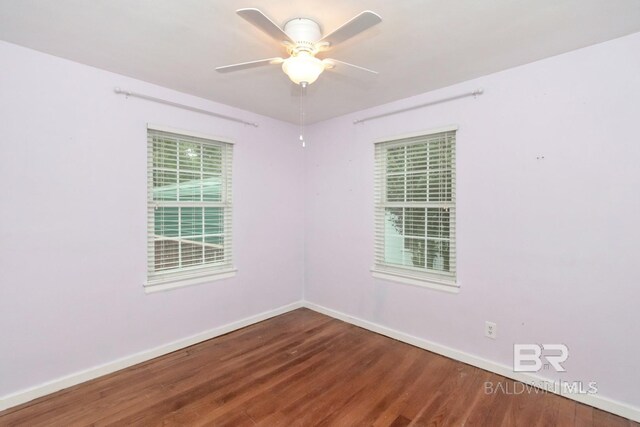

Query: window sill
[145,268,237,294]
[371,268,459,294]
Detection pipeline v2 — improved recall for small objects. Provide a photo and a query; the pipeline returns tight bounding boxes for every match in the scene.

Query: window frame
[145,124,236,293]
[371,125,459,293]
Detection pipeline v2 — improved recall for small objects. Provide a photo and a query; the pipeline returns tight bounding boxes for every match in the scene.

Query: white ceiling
[1,0,639,124]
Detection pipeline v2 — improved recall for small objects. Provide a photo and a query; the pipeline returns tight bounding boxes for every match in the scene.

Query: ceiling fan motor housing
[284,18,322,53]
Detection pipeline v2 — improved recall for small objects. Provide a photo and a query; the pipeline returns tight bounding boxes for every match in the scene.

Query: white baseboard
[0,301,302,412]
[3,300,638,423]
[302,301,640,423]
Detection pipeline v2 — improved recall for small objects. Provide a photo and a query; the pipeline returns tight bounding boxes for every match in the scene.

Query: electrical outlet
[485,321,497,339]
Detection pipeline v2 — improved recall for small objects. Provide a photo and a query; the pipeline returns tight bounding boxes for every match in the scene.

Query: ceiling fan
[216,8,382,86]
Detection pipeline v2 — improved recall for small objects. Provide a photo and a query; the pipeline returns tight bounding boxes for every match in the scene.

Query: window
[372,127,457,291]
[146,125,235,291]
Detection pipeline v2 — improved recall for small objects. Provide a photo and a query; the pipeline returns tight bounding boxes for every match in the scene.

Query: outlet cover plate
[485,321,497,339]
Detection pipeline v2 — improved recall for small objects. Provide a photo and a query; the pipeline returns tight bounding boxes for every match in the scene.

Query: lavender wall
[0,41,304,396]
[1,31,639,410]
[304,32,640,407]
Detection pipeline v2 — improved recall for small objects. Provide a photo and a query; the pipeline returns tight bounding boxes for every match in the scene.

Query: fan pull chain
[299,82,308,148]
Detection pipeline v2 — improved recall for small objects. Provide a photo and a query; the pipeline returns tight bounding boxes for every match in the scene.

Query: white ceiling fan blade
[320,11,382,47]
[236,8,292,43]
[216,58,283,73]
[322,59,378,77]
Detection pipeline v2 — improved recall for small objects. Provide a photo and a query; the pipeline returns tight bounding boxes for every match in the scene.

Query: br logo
[513,344,568,372]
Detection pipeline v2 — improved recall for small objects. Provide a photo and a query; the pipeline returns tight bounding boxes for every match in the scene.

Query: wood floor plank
[311,345,424,426]
[369,353,446,427]
[535,389,561,427]
[413,363,488,427]
[242,328,387,424]
[575,402,594,427]
[593,408,634,427]
[385,354,453,422]
[501,379,549,427]
[554,395,576,426]
[0,308,635,427]
[437,367,488,426]
[163,325,364,426]
[462,373,508,426]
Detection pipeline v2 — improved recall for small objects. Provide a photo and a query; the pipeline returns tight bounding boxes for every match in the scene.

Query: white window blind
[373,128,457,288]
[146,127,234,288]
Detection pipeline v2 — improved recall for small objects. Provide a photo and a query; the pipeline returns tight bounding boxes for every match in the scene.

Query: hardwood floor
[0,308,636,426]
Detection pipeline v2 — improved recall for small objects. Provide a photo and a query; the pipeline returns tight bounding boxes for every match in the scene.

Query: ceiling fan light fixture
[282,52,324,85]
